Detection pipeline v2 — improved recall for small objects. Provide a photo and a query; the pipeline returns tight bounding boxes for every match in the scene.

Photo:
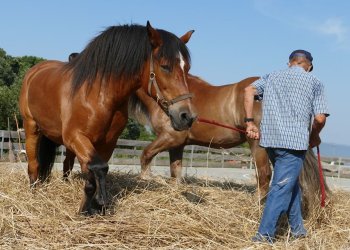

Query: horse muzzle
[168,106,197,131]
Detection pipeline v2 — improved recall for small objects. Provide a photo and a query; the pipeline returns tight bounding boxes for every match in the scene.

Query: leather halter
[147,54,193,114]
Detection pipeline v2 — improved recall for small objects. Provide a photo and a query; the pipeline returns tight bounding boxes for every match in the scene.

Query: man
[244,50,329,243]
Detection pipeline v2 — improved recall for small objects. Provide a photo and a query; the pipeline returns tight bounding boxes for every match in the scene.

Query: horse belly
[188,123,245,148]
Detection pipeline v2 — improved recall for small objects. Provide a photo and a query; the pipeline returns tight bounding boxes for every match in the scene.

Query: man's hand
[246,122,260,140]
[309,133,321,148]
[309,114,326,148]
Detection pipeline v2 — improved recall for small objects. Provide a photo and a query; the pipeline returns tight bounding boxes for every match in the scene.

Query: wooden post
[221,151,224,168]
[60,146,64,163]
[153,155,157,167]
[111,149,115,165]
[133,146,136,167]
[0,130,4,160]
[14,114,23,152]
[190,145,194,168]
[8,118,15,162]
[338,157,342,179]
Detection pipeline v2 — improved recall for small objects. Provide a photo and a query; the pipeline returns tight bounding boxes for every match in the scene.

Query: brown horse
[128,74,329,212]
[19,22,196,215]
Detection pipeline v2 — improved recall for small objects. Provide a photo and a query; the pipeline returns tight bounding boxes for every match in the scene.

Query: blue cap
[289,49,313,62]
[289,49,313,71]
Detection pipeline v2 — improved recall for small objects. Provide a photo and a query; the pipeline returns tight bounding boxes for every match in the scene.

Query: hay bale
[0,162,349,249]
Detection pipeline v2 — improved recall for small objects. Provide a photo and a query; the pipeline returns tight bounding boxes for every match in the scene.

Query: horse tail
[128,93,151,126]
[37,135,57,182]
[299,148,330,217]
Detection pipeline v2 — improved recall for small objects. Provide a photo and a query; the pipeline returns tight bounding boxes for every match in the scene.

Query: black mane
[65,24,191,94]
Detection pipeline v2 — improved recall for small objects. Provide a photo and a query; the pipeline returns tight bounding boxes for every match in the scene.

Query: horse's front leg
[169,146,185,183]
[140,132,184,180]
[65,134,108,215]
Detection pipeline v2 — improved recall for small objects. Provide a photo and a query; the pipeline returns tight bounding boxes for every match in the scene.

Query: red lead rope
[317,146,326,207]
[196,117,247,134]
[197,117,326,207]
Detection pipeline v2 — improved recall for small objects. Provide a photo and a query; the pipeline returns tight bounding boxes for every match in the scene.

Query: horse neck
[187,75,249,126]
[78,76,140,114]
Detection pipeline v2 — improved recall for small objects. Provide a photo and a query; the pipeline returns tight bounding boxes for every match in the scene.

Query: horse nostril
[180,112,189,121]
[180,112,188,120]
[180,112,195,127]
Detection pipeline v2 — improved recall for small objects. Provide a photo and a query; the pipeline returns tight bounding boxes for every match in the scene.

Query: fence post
[60,146,64,163]
[221,151,224,168]
[133,146,137,167]
[190,145,194,168]
[153,155,157,167]
[338,157,342,179]
[0,130,4,160]
[111,149,115,165]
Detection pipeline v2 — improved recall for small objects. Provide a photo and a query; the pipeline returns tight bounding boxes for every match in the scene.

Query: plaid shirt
[253,66,329,150]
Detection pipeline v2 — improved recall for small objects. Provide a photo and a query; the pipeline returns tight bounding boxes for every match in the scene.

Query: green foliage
[120,118,156,141]
[0,48,44,130]
[120,118,140,140]
[0,48,20,87]
[138,124,156,141]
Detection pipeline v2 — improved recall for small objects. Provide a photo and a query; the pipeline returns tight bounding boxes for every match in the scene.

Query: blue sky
[1,0,349,146]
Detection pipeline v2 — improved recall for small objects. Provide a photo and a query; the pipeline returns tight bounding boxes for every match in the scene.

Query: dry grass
[1,162,350,249]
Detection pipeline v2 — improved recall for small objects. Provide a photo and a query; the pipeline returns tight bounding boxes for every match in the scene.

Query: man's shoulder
[283,67,321,82]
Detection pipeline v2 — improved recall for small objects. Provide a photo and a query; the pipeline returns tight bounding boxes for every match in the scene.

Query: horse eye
[160,65,171,73]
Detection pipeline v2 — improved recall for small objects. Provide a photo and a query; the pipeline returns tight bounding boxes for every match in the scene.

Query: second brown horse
[128,75,329,212]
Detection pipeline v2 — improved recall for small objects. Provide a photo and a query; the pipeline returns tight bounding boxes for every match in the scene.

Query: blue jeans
[257,148,307,239]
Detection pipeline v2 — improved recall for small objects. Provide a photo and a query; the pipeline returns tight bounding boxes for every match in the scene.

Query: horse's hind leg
[63,149,76,179]
[248,139,271,199]
[169,145,185,183]
[23,119,41,186]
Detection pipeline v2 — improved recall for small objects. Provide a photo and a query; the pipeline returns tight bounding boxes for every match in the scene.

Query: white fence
[2,130,350,178]
[0,130,253,169]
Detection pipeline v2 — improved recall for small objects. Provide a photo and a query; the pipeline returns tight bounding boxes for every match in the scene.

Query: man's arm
[244,85,260,140]
[309,114,327,148]
[244,85,256,119]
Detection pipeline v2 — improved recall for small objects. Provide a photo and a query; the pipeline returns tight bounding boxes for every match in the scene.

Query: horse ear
[146,21,162,48]
[180,30,195,44]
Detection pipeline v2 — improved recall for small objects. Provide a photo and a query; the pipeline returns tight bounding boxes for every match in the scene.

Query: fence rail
[0,130,253,169]
[1,130,350,178]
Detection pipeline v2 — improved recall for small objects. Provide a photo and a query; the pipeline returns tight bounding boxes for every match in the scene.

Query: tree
[120,118,156,141]
[0,48,44,130]
[120,118,140,140]
[0,48,20,87]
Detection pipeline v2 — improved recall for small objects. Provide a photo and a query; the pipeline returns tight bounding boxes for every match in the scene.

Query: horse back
[185,76,261,147]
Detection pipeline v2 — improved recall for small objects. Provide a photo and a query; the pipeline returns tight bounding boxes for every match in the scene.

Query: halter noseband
[147,54,193,114]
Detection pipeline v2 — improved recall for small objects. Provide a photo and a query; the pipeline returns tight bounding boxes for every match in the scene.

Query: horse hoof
[169,177,182,185]
[79,205,105,216]
[62,176,70,182]
[139,173,153,181]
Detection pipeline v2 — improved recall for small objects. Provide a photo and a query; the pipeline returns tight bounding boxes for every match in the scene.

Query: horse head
[143,21,197,131]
